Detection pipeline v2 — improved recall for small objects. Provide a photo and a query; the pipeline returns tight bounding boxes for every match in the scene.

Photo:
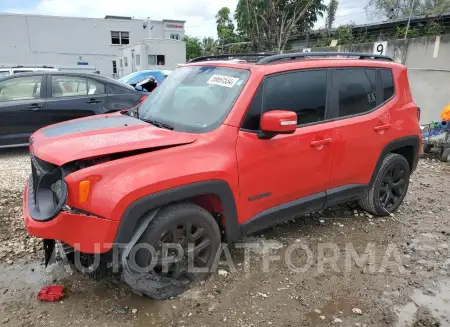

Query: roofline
[292,11,450,38]
[162,19,186,23]
[0,12,178,23]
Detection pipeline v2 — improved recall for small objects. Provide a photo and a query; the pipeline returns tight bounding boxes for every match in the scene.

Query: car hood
[30,114,197,165]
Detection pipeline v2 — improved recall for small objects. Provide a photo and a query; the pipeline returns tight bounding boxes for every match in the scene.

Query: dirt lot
[0,148,449,327]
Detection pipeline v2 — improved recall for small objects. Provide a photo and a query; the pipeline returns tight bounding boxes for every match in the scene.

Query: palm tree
[201,37,218,56]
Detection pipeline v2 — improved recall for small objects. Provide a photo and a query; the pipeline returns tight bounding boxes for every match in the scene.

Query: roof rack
[188,53,273,63]
[256,52,394,64]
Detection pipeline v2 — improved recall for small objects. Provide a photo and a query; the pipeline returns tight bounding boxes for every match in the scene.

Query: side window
[335,69,377,117]
[87,79,105,95]
[381,69,394,101]
[263,70,327,125]
[0,76,42,102]
[51,76,87,98]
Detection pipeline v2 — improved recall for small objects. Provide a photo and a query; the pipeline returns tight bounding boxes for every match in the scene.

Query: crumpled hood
[30,114,197,165]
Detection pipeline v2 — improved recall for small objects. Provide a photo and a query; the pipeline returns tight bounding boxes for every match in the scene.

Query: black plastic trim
[325,184,367,208]
[114,180,240,245]
[241,192,326,236]
[370,136,420,185]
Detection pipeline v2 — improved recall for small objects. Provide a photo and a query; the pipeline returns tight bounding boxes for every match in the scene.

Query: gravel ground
[0,148,449,327]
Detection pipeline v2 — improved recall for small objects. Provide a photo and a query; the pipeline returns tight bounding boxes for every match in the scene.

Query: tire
[358,153,410,216]
[126,203,221,299]
[422,143,432,154]
[441,148,450,162]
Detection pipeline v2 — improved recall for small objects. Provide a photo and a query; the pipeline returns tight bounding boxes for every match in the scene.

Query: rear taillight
[139,95,148,103]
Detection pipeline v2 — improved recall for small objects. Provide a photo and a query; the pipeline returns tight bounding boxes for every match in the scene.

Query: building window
[124,57,128,67]
[157,55,165,66]
[112,60,117,74]
[148,54,165,66]
[119,59,123,68]
[136,54,140,66]
[148,55,156,65]
[170,34,180,40]
[111,31,130,45]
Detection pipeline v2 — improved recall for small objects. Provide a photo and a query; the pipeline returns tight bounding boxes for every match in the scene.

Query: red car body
[23,56,421,255]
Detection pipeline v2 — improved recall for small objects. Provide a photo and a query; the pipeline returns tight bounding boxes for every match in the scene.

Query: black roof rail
[188,53,274,63]
[256,52,394,64]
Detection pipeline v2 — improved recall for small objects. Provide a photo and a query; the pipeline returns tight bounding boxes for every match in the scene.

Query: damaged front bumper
[23,183,120,254]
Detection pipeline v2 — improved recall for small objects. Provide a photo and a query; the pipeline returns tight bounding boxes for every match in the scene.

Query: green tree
[183,35,202,61]
[365,0,450,20]
[326,0,339,32]
[216,7,237,48]
[235,0,327,53]
[201,37,218,55]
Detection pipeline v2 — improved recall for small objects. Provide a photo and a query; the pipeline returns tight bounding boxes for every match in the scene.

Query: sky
[1,0,371,39]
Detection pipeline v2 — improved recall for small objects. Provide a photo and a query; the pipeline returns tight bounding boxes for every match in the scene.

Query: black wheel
[126,203,221,299]
[358,153,410,216]
[442,148,450,162]
[422,143,432,153]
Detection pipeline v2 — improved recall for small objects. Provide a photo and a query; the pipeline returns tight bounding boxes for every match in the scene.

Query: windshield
[138,66,250,133]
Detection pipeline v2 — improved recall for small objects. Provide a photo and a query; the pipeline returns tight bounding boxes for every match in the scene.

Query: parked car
[0,72,148,148]
[118,69,167,91]
[23,52,421,300]
[0,66,59,78]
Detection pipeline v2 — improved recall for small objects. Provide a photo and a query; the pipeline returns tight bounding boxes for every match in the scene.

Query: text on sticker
[207,74,239,88]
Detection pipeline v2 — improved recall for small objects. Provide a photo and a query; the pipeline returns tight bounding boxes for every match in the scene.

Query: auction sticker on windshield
[207,74,239,88]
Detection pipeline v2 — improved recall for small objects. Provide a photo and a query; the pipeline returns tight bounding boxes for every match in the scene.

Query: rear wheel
[126,203,221,299]
[358,153,410,216]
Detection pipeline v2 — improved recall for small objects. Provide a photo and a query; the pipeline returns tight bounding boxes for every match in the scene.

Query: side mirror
[258,110,297,139]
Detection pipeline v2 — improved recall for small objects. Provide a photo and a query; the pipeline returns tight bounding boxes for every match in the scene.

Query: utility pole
[404,0,416,39]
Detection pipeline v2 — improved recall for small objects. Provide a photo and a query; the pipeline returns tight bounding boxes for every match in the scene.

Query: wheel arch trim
[370,135,420,186]
[113,180,240,245]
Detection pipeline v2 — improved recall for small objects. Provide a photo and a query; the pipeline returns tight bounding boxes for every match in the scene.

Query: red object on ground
[37,285,64,302]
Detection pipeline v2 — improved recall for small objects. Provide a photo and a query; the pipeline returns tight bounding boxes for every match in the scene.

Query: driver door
[236,69,336,226]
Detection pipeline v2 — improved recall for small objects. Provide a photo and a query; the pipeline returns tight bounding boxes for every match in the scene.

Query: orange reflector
[79,180,90,203]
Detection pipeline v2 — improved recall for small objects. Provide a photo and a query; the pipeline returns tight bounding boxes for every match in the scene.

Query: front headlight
[33,167,68,221]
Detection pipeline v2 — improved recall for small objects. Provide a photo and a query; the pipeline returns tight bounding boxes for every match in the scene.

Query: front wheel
[358,153,410,216]
[124,203,221,299]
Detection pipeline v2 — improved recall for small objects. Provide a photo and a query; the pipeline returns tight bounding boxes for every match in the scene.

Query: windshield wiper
[141,118,174,130]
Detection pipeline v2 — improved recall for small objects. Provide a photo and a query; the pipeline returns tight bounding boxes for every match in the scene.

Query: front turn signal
[79,180,91,203]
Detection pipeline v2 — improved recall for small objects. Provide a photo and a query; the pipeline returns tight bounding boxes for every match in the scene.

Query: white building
[118,39,186,76]
[0,13,186,77]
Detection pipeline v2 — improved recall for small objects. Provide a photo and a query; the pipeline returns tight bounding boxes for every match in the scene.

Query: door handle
[374,124,391,132]
[86,99,101,104]
[28,103,44,110]
[310,138,333,147]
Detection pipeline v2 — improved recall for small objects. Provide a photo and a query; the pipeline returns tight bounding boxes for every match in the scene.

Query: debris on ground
[37,285,64,302]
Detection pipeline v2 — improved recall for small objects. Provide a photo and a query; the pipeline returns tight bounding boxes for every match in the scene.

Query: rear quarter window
[381,69,395,101]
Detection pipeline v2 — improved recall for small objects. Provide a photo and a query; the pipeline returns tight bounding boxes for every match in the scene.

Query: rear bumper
[23,183,119,254]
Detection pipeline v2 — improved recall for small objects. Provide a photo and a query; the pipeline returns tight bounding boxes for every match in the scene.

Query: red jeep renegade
[24,52,421,299]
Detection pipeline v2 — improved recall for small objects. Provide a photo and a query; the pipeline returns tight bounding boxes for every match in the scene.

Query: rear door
[44,75,107,125]
[328,68,395,193]
[0,75,45,146]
